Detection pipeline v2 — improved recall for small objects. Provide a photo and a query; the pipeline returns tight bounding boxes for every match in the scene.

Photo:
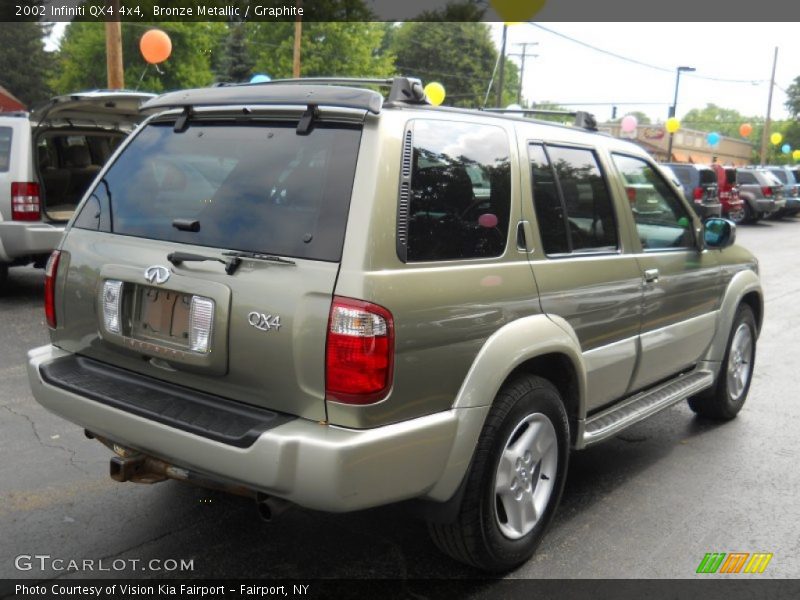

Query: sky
[45,21,797,125]
[490,23,797,124]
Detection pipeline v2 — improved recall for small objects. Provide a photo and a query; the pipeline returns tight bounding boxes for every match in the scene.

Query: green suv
[27,78,762,572]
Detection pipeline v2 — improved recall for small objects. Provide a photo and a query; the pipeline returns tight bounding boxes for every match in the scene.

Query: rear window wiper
[221,250,296,266]
[167,250,295,276]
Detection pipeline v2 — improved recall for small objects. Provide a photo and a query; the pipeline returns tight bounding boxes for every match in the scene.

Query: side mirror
[704,217,736,249]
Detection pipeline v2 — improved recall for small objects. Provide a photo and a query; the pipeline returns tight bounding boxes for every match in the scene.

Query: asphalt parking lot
[1,218,798,583]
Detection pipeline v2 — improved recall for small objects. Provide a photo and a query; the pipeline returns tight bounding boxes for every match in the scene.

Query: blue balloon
[707,132,720,146]
[782,144,791,154]
[250,74,271,84]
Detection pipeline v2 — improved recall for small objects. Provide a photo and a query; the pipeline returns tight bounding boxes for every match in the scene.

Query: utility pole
[495,24,507,108]
[105,0,124,89]
[508,42,538,106]
[293,0,302,78]
[760,46,779,166]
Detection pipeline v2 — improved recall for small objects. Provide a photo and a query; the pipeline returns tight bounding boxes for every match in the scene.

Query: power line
[527,23,769,86]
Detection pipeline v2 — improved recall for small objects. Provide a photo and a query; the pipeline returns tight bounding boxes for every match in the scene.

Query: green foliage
[681,103,754,139]
[0,21,54,107]
[52,22,226,94]
[215,22,254,84]
[391,21,518,108]
[248,22,394,80]
[785,75,800,118]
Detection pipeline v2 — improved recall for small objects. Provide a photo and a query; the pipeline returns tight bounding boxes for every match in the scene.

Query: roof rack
[482,108,598,132]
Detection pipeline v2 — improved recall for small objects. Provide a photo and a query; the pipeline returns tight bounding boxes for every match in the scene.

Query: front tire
[689,304,756,420]
[427,376,569,572]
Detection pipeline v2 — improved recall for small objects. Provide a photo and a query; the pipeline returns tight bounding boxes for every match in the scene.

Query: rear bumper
[0,220,64,263]
[753,197,785,214]
[693,202,722,219]
[27,344,475,512]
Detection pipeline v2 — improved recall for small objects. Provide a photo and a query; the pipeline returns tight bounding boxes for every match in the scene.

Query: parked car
[661,163,722,219]
[735,168,786,222]
[762,165,800,217]
[27,78,762,573]
[709,163,746,223]
[0,91,153,286]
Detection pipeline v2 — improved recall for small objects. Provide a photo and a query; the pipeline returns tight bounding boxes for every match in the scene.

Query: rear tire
[689,304,756,420]
[427,376,569,572]
[743,202,758,224]
[0,263,8,289]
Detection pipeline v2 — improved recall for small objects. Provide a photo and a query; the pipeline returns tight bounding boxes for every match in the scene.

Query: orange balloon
[739,123,753,137]
[140,29,172,64]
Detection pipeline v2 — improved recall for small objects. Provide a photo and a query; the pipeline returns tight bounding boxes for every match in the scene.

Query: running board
[581,371,714,447]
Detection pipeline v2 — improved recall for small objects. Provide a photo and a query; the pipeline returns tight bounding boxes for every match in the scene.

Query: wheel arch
[424,314,586,503]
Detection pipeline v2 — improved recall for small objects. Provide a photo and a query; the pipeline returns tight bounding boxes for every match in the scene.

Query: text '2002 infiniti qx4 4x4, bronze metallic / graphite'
[27,77,762,572]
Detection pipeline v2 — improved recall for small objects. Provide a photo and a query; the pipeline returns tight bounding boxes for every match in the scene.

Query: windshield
[74,120,362,262]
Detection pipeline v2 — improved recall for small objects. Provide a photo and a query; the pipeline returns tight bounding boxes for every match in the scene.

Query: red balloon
[140,29,172,64]
[739,123,753,137]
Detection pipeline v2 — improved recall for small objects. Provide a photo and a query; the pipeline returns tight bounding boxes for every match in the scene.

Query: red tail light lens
[44,250,61,329]
[625,187,636,204]
[325,296,394,405]
[11,182,41,221]
[762,186,773,197]
[693,187,703,203]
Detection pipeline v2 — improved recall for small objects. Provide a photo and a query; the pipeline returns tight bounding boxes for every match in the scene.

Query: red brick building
[0,86,26,112]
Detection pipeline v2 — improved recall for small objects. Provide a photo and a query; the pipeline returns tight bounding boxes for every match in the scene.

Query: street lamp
[666,66,696,161]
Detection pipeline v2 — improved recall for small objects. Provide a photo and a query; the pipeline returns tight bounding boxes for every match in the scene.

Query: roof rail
[483,108,598,132]
[216,76,428,107]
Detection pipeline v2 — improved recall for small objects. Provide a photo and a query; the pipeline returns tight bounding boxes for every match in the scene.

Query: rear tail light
[762,186,773,197]
[11,182,41,221]
[189,296,215,353]
[102,280,124,334]
[326,296,394,405]
[44,250,61,328]
[625,187,636,204]
[693,187,703,204]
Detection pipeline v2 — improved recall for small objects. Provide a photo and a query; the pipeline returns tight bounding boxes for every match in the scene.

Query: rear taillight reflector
[189,296,214,353]
[102,280,124,334]
[11,182,41,221]
[326,296,394,405]
[762,186,773,197]
[693,187,703,203]
[44,250,61,328]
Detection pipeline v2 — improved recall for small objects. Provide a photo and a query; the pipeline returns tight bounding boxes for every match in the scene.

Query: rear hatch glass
[0,127,11,172]
[80,120,360,261]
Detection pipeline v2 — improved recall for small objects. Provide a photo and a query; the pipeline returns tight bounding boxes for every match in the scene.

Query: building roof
[0,85,26,112]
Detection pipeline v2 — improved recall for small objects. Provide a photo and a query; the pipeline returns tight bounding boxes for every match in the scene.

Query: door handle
[643,268,659,283]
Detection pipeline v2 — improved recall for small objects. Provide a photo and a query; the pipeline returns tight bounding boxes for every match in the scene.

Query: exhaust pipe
[255,493,294,522]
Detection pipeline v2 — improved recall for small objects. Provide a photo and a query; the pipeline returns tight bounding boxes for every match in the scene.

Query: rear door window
[529,143,619,255]
[0,127,11,172]
[74,121,362,262]
[698,169,716,185]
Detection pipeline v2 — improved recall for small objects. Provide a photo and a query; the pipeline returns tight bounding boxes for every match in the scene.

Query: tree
[215,22,255,84]
[52,22,227,94]
[681,103,754,139]
[391,21,519,108]
[247,22,394,80]
[0,21,53,107]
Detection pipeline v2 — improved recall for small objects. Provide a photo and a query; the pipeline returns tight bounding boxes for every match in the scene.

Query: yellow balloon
[490,0,548,22]
[665,117,681,134]
[424,82,446,107]
[793,150,800,161]
[770,132,783,145]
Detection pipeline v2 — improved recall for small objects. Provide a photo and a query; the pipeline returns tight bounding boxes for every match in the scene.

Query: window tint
[0,127,11,172]
[403,120,511,262]
[528,144,618,255]
[698,169,716,185]
[612,154,694,250]
[74,121,361,262]
[737,170,756,184]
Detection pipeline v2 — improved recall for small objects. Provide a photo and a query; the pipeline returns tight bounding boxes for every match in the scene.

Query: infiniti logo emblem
[144,265,170,285]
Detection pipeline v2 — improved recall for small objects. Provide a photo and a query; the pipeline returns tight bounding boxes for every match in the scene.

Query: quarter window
[401,120,511,262]
[612,154,694,250]
[0,127,11,172]
[528,143,618,255]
